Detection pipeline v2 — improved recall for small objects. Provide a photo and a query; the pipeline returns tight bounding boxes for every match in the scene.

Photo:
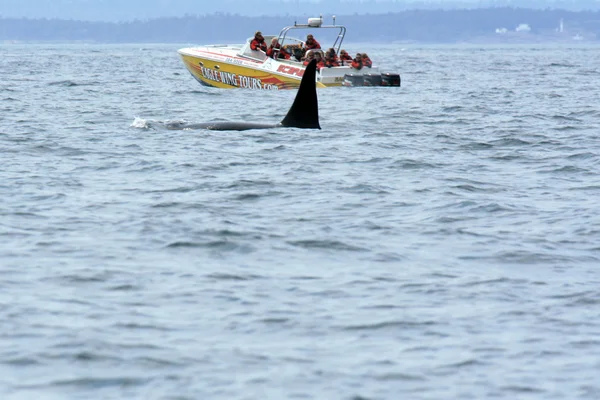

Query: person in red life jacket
[250,31,267,52]
[351,53,363,70]
[339,49,353,65]
[313,51,326,69]
[361,53,373,68]
[303,34,321,51]
[266,37,290,60]
[302,51,315,66]
[324,48,340,68]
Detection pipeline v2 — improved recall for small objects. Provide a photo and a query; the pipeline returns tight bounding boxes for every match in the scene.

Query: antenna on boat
[333,15,336,26]
[294,0,299,26]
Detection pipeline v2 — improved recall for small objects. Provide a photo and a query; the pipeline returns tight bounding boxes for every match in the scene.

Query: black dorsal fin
[280,59,321,129]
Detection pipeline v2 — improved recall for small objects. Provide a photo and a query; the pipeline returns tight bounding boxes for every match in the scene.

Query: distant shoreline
[1,8,598,44]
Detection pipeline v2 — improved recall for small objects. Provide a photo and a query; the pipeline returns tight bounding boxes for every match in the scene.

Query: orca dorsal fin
[280,59,321,129]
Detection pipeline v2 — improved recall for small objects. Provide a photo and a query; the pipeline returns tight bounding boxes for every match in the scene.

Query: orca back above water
[168,59,320,131]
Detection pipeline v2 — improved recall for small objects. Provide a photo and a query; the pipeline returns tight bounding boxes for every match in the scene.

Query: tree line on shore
[1,8,598,43]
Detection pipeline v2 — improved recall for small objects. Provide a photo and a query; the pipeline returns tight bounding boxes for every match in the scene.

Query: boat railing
[276,24,346,56]
[204,44,243,49]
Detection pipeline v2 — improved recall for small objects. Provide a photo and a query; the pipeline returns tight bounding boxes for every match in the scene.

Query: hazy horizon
[1,0,599,22]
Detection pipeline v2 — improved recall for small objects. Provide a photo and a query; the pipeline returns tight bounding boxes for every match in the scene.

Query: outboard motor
[363,73,382,86]
[381,73,401,87]
[343,74,364,87]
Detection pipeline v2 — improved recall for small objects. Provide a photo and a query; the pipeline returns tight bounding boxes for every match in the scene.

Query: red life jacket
[250,38,267,52]
[351,59,363,70]
[325,56,339,68]
[304,39,321,50]
[267,44,290,59]
[362,57,373,68]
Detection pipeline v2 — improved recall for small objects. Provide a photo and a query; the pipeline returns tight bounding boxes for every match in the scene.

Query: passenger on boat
[324,48,340,68]
[250,31,267,52]
[293,47,306,61]
[303,34,321,51]
[302,51,315,66]
[351,53,363,70]
[266,37,290,60]
[339,49,353,65]
[313,52,326,69]
[361,53,373,68]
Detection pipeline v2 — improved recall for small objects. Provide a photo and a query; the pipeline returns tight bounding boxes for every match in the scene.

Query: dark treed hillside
[1,8,599,43]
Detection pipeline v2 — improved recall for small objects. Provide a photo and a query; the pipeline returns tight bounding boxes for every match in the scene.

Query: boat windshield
[239,37,269,61]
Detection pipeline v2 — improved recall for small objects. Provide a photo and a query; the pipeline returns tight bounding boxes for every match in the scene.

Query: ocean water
[1,43,599,399]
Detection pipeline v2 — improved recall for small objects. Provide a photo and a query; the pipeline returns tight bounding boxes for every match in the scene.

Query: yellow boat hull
[179,50,333,90]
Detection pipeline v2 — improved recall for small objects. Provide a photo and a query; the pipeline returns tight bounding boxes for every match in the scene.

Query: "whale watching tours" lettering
[200,67,279,90]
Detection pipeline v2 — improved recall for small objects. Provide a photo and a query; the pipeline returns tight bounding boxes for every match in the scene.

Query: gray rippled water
[1,43,600,399]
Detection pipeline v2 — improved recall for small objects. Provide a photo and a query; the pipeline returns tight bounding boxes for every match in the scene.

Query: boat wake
[130,117,212,131]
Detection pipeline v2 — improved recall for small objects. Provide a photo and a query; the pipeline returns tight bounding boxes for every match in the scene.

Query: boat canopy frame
[275,17,347,56]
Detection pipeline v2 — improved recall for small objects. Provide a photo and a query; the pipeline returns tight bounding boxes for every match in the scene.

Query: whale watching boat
[177,16,400,90]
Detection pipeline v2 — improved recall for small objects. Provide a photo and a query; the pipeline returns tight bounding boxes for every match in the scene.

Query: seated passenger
[339,49,353,65]
[302,51,315,66]
[266,37,290,60]
[324,48,340,68]
[361,53,373,68]
[250,31,267,52]
[351,53,363,70]
[303,34,321,51]
[313,52,326,70]
[294,47,306,61]
[325,48,338,61]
